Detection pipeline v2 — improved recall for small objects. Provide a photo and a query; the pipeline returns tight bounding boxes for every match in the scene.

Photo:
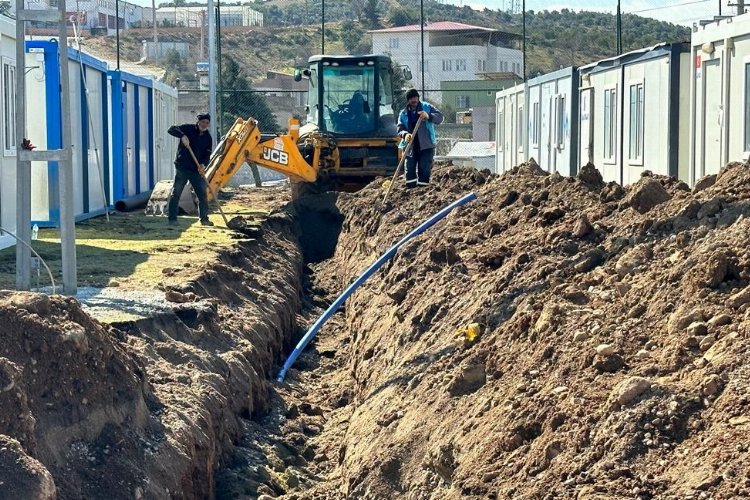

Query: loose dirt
[241,162,750,500]
[3,163,750,499]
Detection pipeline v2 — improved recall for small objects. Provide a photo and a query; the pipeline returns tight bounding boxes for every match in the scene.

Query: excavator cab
[293,54,408,189]
[297,54,399,139]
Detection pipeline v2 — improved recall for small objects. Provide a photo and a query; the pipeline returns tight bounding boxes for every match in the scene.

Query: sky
[449,0,730,26]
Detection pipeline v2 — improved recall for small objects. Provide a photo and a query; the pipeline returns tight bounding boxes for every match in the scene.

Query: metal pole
[321,0,325,54]
[522,0,526,80]
[208,0,218,138]
[116,0,120,69]
[59,0,78,294]
[719,0,722,16]
[217,0,223,134]
[739,0,745,15]
[15,0,30,290]
[616,0,622,55]
[420,0,425,95]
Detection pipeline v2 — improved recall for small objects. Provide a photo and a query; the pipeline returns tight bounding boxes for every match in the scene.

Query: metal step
[18,149,66,162]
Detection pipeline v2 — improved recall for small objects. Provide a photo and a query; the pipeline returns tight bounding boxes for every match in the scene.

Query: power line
[629,0,710,14]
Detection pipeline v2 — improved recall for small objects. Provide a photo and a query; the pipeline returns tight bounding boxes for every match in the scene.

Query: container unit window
[455,59,467,72]
[530,101,540,147]
[604,87,617,163]
[628,82,645,163]
[554,95,566,149]
[2,59,16,156]
[442,60,453,71]
[516,105,524,152]
[497,109,504,152]
[388,38,399,49]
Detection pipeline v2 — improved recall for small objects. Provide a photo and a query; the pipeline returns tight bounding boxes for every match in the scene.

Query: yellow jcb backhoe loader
[146,54,412,214]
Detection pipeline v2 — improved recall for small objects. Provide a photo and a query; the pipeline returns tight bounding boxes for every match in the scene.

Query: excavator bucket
[145,180,199,216]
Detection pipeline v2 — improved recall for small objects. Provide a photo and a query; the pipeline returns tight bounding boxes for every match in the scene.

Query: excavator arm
[204,117,326,200]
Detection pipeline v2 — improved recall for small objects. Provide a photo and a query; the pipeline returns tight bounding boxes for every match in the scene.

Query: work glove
[405,133,413,143]
[198,164,206,176]
[181,136,190,147]
[418,110,429,120]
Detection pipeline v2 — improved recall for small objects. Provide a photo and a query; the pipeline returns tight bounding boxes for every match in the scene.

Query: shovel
[382,115,424,205]
[184,142,230,227]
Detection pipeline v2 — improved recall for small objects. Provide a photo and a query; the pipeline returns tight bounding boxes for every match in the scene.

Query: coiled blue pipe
[276,191,478,382]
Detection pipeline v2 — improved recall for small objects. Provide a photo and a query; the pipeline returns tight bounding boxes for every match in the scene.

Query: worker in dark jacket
[166,113,214,226]
[397,88,444,188]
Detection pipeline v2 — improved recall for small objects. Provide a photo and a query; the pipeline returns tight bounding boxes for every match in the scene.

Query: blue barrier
[276,191,478,382]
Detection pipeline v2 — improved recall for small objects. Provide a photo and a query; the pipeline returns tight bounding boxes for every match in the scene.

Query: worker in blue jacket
[166,113,214,226]
[397,88,444,188]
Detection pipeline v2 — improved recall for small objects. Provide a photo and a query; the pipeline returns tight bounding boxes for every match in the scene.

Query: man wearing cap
[166,113,214,226]
[397,89,443,188]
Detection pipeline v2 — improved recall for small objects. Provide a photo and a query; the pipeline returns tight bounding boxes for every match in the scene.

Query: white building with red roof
[369,21,522,104]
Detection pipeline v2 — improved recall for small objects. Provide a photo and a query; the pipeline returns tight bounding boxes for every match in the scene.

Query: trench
[211,192,349,499]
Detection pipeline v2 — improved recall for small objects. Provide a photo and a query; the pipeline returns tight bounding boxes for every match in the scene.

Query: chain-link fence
[142,0,744,160]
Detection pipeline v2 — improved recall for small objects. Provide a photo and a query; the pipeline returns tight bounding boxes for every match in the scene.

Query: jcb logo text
[262,147,289,165]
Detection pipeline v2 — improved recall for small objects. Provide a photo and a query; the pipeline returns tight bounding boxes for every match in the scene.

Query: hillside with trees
[96,1,690,90]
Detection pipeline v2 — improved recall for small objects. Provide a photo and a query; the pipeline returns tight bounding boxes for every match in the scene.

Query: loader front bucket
[145,180,199,216]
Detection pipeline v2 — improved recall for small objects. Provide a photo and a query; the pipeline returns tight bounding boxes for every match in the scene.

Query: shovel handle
[382,115,424,204]
[184,141,230,226]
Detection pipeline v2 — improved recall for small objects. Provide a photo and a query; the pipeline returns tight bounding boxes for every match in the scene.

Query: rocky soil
[3,162,750,499]
[247,162,750,499]
[0,188,303,499]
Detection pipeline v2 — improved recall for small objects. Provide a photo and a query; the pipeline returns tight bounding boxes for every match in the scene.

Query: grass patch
[0,202,268,292]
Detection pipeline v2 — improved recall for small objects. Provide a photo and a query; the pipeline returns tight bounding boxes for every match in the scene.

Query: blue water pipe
[276,191,478,382]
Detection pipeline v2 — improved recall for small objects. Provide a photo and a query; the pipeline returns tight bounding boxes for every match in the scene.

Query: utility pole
[522,0,526,81]
[217,0,223,134]
[16,0,77,293]
[420,0,425,94]
[321,0,325,54]
[200,10,205,59]
[208,0,217,138]
[116,0,120,69]
[616,0,622,56]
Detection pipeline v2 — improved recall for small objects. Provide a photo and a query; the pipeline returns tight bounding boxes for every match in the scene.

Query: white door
[579,87,594,166]
[702,59,723,176]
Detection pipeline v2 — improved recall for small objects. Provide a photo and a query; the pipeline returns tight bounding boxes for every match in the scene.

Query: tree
[163,49,186,86]
[363,0,380,29]
[340,20,370,55]
[390,59,410,114]
[0,1,11,16]
[221,56,280,135]
[386,5,418,27]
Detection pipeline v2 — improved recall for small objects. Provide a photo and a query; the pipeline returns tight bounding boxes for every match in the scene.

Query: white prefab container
[690,13,750,183]
[495,84,525,173]
[578,43,690,186]
[25,41,111,226]
[0,15,16,249]
[108,70,178,208]
[152,79,178,183]
[526,67,579,177]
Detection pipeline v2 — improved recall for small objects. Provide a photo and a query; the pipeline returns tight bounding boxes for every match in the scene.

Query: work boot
[200,219,214,227]
[167,218,178,226]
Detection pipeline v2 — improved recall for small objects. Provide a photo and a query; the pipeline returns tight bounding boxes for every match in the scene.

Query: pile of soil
[273,162,750,499]
[0,195,304,498]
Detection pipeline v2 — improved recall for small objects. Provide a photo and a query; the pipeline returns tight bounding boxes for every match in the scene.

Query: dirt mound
[288,163,750,498]
[0,204,305,498]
